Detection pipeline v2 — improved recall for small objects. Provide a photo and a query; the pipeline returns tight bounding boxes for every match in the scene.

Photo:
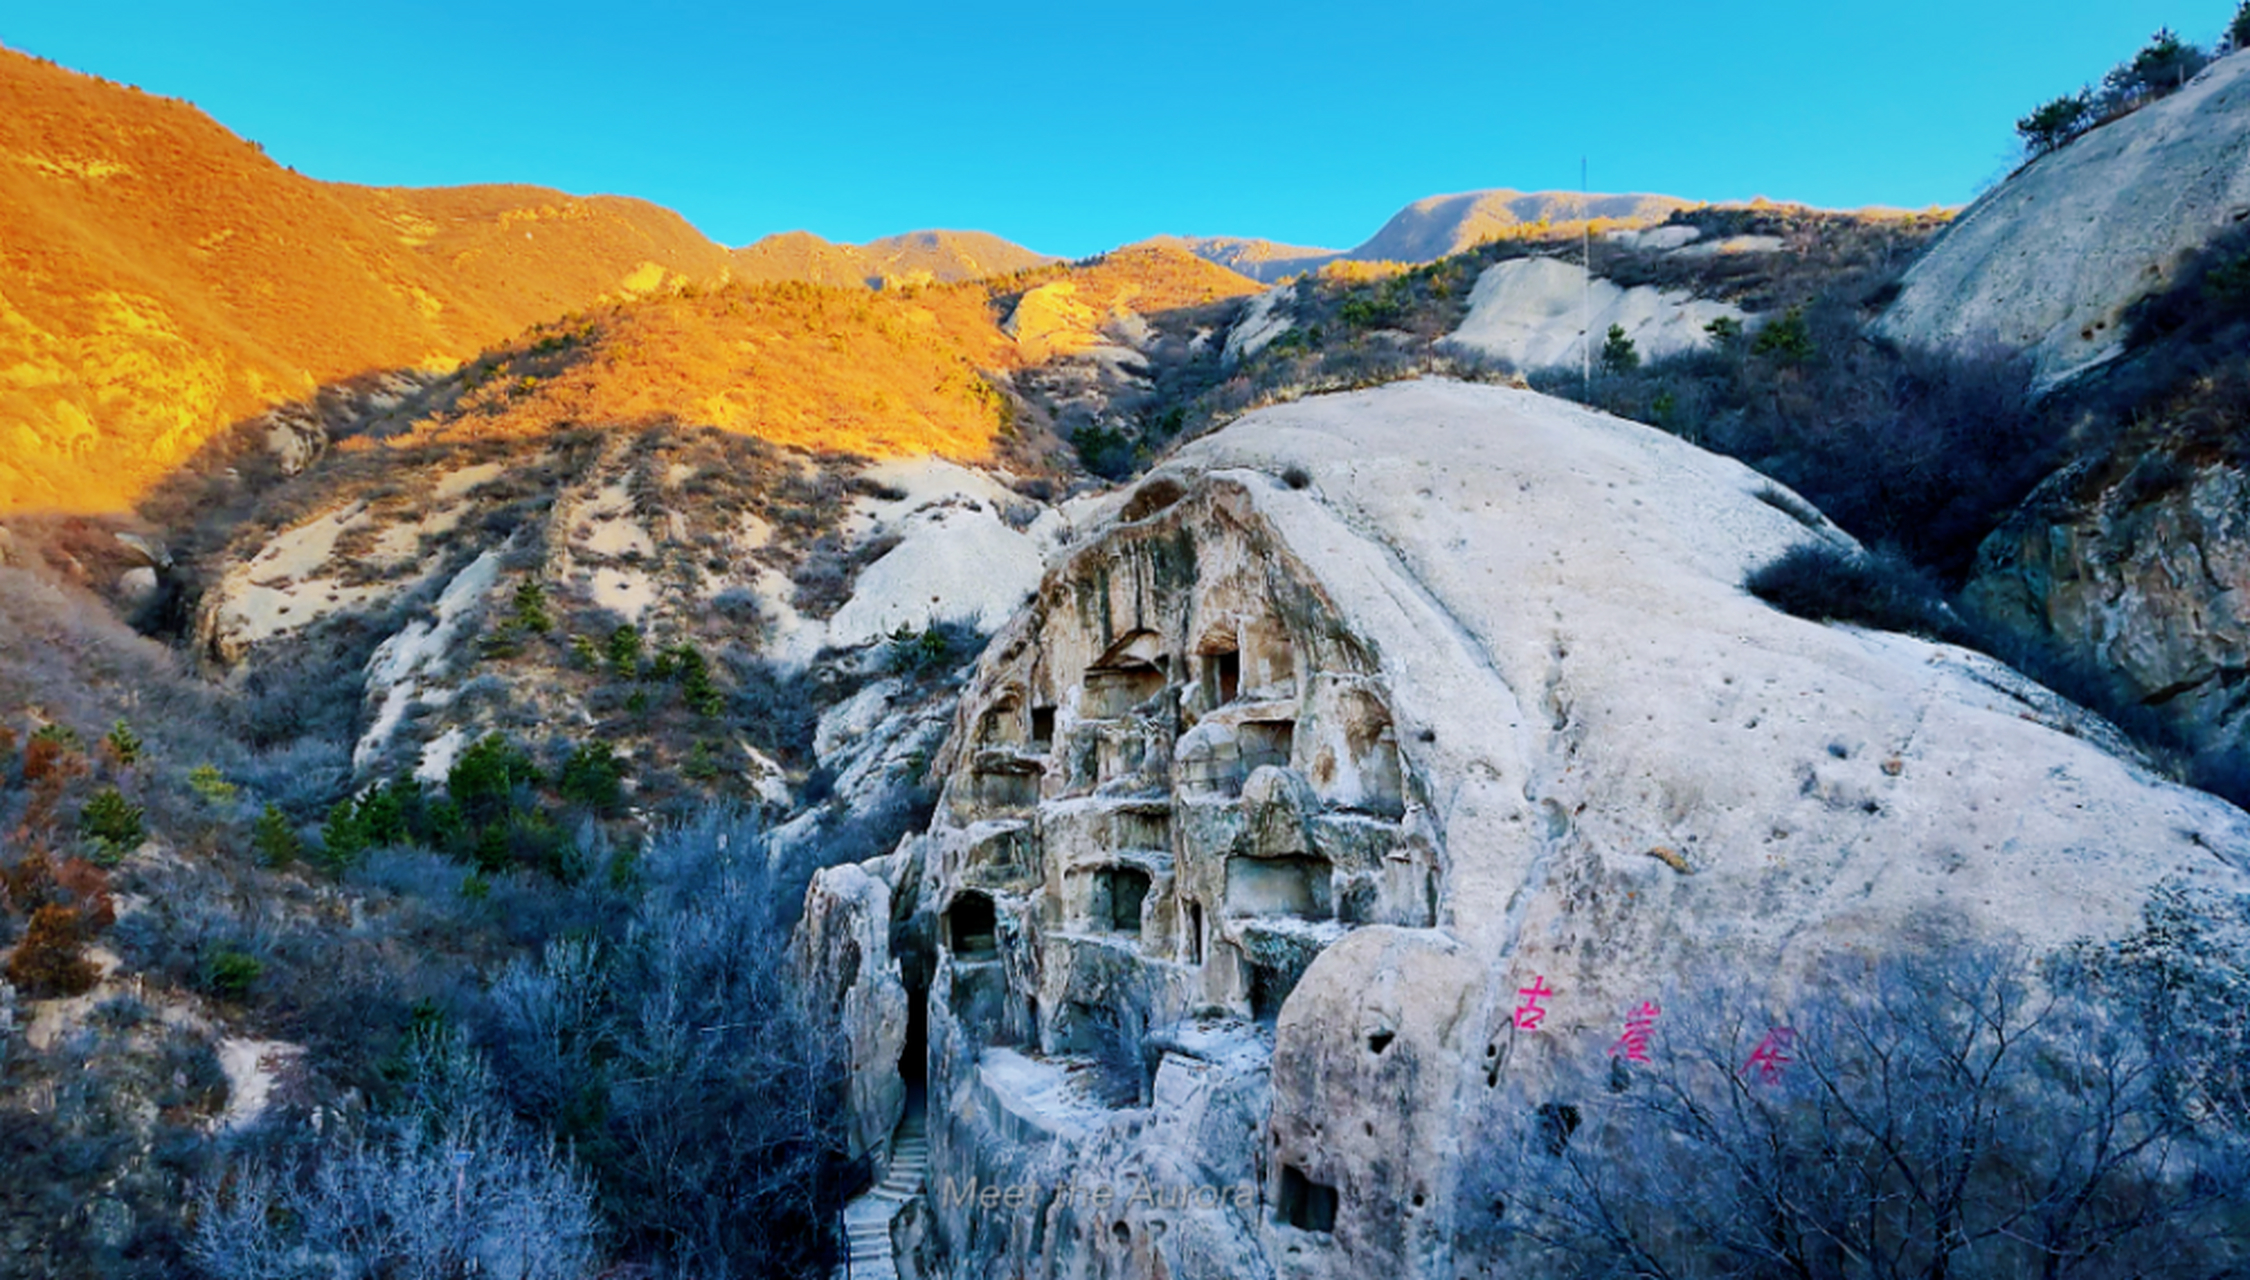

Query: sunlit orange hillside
[0,46,732,514]
[410,280,1019,458]
[731,228,1056,288]
[995,241,1265,360]
[1056,242,1268,312]
[330,183,736,320]
[405,244,1262,460]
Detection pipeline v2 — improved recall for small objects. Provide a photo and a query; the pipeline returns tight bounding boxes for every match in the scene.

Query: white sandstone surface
[1875,51,2250,389]
[1444,256,1744,371]
[1222,285,1296,365]
[773,458,1056,665]
[896,377,2250,1280]
[354,551,501,771]
[1603,224,1703,251]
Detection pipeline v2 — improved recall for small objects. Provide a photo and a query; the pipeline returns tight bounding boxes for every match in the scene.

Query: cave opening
[1249,962,1301,1024]
[946,891,999,960]
[899,942,930,1094]
[1092,866,1152,937]
[1203,648,1242,706]
[1277,1166,1339,1233]
[1225,854,1333,920]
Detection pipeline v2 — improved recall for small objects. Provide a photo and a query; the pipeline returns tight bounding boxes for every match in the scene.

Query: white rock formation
[1352,190,1696,262]
[216,1038,304,1132]
[1677,232,1788,256]
[1603,224,1703,251]
[1222,285,1297,365]
[772,458,1056,666]
[1874,51,2250,390]
[354,551,501,772]
[854,378,2250,1280]
[795,862,910,1165]
[1444,256,1744,371]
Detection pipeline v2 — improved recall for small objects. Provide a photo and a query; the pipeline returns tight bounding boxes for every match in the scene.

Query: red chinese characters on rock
[1743,1027,1797,1084]
[1514,976,1555,1032]
[1608,1001,1661,1062]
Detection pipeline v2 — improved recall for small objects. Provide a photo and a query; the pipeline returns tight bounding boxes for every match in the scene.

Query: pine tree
[80,787,144,853]
[103,719,142,768]
[512,580,553,634]
[606,625,643,675]
[1600,324,1640,374]
[2016,92,2091,156]
[253,804,301,867]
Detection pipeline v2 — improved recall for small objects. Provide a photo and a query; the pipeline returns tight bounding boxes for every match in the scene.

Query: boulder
[115,566,160,610]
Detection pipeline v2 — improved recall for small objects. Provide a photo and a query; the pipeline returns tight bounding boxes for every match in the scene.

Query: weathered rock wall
[874,379,2250,1280]
[1966,448,2250,765]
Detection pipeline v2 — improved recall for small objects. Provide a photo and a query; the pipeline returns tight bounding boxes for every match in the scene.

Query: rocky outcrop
[796,861,910,1167]
[1965,448,2250,763]
[862,379,2250,1280]
[195,426,1064,794]
[1874,50,2250,390]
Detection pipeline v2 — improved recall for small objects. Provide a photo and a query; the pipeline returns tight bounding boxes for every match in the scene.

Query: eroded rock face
[1874,51,2250,390]
[796,862,910,1168]
[1966,452,2250,762]
[887,379,2250,1280]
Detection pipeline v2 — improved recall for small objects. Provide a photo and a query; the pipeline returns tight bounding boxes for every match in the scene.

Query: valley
[6,16,2250,1280]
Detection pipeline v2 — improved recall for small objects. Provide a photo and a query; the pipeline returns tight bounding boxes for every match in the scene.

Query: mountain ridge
[0,47,1062,515]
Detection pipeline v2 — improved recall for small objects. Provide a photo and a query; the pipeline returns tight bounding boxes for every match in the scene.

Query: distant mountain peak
[1178,188,1698,282]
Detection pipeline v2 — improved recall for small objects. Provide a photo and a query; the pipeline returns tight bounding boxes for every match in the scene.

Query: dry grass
[730,228,1055,288]
[404,279,1018,458]
[0,47,731,514]
[399,245,1259,462]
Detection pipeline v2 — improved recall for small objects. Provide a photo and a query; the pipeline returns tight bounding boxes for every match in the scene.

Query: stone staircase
[838,1109,927,1280]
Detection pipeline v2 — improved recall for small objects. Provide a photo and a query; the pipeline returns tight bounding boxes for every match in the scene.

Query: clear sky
[3,1,2231,258]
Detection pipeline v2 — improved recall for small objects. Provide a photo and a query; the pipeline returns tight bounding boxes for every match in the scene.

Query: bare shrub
[473,806,851,1278]
[1462,943,2250,1279]
[190,1031,602,1280]
[1745,543,1963,642]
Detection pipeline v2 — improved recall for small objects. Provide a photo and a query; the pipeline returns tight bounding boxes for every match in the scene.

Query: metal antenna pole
[1582,156,1592,397]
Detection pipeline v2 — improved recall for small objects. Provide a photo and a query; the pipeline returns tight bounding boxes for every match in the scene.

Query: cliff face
[1873,50,2250,390]
[1965,444,2250,767]
[805,379,2250,1279]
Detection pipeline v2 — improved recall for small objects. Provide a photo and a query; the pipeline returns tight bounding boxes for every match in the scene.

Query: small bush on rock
[1746,543,1961,642]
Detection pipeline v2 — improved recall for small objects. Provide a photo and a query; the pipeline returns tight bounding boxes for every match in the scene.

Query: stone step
[831,1111,930,1280]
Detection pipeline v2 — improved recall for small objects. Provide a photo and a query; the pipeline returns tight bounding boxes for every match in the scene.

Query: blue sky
[3,1,2229,257]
